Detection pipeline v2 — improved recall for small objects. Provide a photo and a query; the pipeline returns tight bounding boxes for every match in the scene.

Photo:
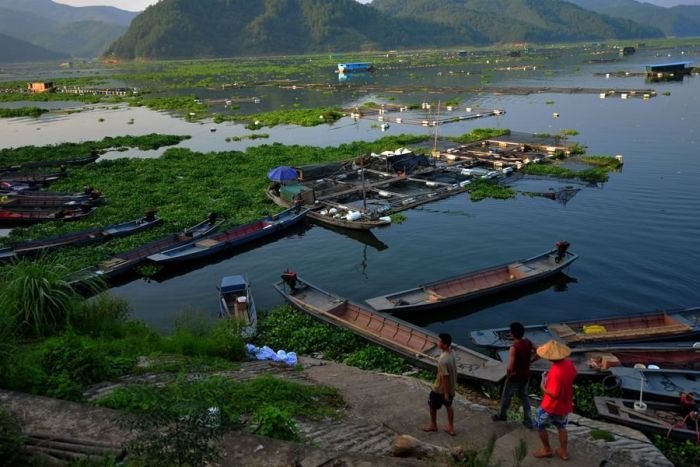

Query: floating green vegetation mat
[0,134,190,167]
[0,107,49,119]
[522,154,619,183]
[449,128,511,143]
[467,179,516,201]
[235,107,346,128]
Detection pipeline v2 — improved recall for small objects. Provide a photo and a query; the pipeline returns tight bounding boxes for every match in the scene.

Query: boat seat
[550,323,577,339]
[195,239,220,248]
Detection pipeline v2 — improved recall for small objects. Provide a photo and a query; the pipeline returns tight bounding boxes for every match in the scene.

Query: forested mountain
[0,0,135,59]
[0,32,69,63]
[567,0,700,37]
[105,0,663,60]
[372,0,663,43]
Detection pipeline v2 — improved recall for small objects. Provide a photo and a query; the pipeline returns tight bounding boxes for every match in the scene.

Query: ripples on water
[1,49,699,343]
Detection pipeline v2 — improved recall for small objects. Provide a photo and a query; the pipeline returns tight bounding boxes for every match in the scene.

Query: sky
[53,0,700,13]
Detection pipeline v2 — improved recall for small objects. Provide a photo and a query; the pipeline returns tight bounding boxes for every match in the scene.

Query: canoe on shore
[0,214,162,261]
[594,397,700,442]
[266,187,390,231]
[366,243,578,312]
[147,207,307,264]
[607,367,700,401]
[500,343,700,378]
[471,306,700,349]
[273,274,506,384]
[69,216,223,284]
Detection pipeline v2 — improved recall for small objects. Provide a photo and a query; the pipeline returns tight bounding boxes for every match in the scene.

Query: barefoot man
[534,339,577,461]
[423,333,457,436]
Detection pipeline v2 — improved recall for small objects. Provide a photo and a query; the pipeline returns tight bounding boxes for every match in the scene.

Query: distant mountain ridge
[105,0,664,60]
[0,31,69,63]
[567,0,700,37]
[0,0,137,60]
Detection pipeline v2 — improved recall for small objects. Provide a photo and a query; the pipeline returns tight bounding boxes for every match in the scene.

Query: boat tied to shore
[147,206,308,264]
[218,275,256,337]
[471,306,700,349]
[366,241,577,312]
[273,273,506,383]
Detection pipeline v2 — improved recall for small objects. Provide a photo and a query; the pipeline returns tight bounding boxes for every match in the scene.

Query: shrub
[0,405,23,465]
[71,294,131,338]
[252,405,299,441]
[344,346,408,374]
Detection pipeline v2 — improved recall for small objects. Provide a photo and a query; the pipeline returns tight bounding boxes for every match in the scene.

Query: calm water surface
[1,48,699,348]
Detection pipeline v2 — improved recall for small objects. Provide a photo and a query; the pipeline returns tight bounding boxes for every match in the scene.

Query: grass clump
[449,128,511,144]
[590,429,615,442]
[467,179,516,201]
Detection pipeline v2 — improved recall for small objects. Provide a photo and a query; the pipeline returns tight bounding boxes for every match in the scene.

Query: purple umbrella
[267,166,298,183]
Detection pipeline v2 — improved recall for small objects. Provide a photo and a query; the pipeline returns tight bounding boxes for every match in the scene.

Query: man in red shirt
[534,340,577,461]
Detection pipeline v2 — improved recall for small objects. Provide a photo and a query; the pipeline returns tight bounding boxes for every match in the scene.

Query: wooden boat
[500,343,700,379]
[366,243,578,312]
[471,306,700,349]
[69,217,223,284]
[0,154,98,173]
[273,274,506,383]
[266,187,390,231]
[594,397,700,442]
[0,214,163,262]
[0,172,64,185]
[607,367,700,401]
[0,191,103,208]
[0,206,96,226]
[218,275,256,336]
[147,207,308,264]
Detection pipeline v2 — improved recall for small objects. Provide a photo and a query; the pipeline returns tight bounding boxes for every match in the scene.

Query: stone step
[296,419,395,456]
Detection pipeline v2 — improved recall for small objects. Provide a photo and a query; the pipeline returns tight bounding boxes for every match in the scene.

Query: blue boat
[147,207,308,264]
[337,62,374,73]
[218,275,256,336]
[69,216,223,284]
[0,213,163,261]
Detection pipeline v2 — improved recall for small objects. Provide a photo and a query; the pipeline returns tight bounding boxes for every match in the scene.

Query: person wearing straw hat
[533,339,577,461]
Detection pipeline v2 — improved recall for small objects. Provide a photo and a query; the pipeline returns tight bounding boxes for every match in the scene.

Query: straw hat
[536,340,571,360]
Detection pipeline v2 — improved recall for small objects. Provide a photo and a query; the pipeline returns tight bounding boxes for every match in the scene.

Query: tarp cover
[246,344,298,366]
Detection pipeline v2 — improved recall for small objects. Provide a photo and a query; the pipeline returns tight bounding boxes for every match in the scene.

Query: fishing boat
[0,191,103,208]
[366,242,577,312]
[500,343,700,379]
[0,206,96,226]
[471,306,700,349]
[594,397,700,442]
[0,172,64,186]
[69,216,223,284]
[147,207,307,264]
[265,187,390,231]
[607,367,700,401]
[0,213,162,262]
[218,275,256,336]
[273,274,506,383]
[0,154,98,173]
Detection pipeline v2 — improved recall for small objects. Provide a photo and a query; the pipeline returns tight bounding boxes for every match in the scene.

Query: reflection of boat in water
[366,242,577,313]
[520,186,581,206]
[312,223,388,252]
[274,274,505,383]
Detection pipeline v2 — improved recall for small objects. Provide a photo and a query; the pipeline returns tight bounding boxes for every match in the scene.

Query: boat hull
[366,248,578,312]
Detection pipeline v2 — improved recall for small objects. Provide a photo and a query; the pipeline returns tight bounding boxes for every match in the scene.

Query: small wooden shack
[27,82,55,93]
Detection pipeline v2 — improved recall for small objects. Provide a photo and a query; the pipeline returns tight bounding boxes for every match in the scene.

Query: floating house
[337,63,374,73]
[27,82,55,93]
[645,61,692,78]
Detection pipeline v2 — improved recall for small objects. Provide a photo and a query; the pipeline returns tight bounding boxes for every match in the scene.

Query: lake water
[1,46,699,349]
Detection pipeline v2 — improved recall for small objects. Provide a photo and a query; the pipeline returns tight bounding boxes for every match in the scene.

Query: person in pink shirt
[533,340,577,461]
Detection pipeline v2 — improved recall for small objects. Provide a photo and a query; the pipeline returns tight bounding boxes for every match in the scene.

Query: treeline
[104,0,663,60]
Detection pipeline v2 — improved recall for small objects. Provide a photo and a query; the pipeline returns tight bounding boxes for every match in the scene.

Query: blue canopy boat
[147,207,307,264]
[218,275,256,336]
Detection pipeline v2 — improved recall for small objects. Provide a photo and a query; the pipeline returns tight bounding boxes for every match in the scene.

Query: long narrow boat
[69,217,223,284]
[218,275,257,337]
[0,172,64,185]
[594,397,700,442]
[471,306,700,349]
[0,214,163,261]
[147,207,307,264]
[0,206,96,226]
[366,243,578,312]
[0,192,103,208]
[608,367,700,401]
[0,154,98,173]
[266,187,390,231]
[273,274,506,383]
[500,343,700,378]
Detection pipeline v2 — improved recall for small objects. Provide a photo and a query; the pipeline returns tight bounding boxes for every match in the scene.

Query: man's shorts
[534,406,568,431]
[428,391,452,410]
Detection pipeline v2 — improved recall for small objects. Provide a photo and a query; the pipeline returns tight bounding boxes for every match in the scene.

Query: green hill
[105,0,664,60]
[0,32,69,63]
[567,0,700,37]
